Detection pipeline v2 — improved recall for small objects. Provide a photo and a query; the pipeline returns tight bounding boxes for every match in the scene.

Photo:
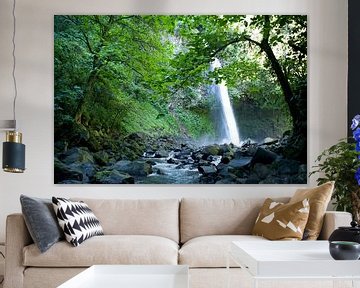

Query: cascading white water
[210,58,241,146]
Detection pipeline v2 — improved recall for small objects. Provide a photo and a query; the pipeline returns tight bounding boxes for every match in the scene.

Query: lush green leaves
[310,139,360,212]
[55,15,306,148]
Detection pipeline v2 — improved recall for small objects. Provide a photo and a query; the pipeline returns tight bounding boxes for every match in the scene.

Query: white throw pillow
[52,197,103,246]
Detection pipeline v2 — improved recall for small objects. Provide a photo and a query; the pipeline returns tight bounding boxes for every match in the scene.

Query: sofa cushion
[23,235,178,267]
[20,195,64,253]
[52,197,104,247]
[180,198,289,243]
[252,198,310,240]
[179,235,267,268]
[290,181,334,240]
[72,198,179,243]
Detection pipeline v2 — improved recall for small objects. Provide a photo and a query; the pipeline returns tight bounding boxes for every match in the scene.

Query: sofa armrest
[318,211,352,240]
[4,213,33,288]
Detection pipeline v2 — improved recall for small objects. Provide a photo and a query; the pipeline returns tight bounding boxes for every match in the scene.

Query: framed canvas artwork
[54,15,307,184]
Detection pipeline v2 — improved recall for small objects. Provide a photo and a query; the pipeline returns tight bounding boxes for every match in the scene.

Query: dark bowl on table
[329,241,360,260]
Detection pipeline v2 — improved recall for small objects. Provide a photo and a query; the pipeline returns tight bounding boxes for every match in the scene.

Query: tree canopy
[54,15,307,161]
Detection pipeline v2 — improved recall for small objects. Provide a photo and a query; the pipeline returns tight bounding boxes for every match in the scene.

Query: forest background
[54,15,307,184]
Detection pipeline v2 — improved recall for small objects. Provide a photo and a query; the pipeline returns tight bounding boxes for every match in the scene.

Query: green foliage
[310,140,360,212]
[233,98,291,141]
[54,15,306,152]
[175,108,215,139]
[119,99,179,136]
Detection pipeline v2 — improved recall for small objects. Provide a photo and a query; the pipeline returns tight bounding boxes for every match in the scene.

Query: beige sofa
[4,198,352,288]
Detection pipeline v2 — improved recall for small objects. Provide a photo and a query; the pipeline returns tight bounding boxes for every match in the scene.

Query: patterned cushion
[52,197,104,246]
[252,198,310,240]
[290,181,334,240]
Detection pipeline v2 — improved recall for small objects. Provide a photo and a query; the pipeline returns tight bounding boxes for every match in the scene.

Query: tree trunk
[259,40,307,162]
[74,66,99,124]
[260,41,296,128]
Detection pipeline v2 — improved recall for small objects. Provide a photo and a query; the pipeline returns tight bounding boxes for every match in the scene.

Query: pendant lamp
[1,0,26,173]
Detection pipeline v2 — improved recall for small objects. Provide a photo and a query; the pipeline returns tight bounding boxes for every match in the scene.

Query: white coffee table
[229,241,360,288]
[57,265,189,288]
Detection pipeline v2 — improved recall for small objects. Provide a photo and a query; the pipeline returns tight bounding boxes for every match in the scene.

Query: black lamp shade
[3,141,25,173]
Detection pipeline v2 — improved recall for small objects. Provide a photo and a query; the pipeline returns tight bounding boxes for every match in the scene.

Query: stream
[138,156,200,184]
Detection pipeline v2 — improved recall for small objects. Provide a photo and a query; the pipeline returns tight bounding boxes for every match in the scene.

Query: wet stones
[54,133,307,184]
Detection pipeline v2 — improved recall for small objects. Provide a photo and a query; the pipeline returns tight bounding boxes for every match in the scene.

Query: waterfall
[210,58,241,146]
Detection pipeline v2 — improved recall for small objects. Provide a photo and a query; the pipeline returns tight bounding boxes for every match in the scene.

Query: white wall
[0,0,348,242]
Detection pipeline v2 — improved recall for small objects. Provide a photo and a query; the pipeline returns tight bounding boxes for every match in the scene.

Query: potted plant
[310,115,360,222]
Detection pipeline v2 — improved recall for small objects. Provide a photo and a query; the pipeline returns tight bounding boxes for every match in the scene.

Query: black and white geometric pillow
[52,197,104,247]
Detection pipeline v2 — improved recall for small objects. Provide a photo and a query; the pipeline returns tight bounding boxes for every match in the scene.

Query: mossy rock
[94,170,134,184]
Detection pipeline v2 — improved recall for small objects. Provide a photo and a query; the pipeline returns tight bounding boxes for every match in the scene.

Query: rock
[276,159,301,175]
[198,159,211,166]
[245,174,260,184]
[87,134,102,151]
[167,158,178,164]
[199,175,218,184]
[221,155,231,164]
[233,150,244,159]
[228,158,252,169]
[94,170,134,184]
[54,158,83,183]
[191,151,204,161]
[209,155,222,165]
[262,137,277,144]
[198,165,217,175]
[93,151,109,166]
[146,160,157,166]
[70,162,97,182]
[72,124,90,145]
[251,147,278,165]
[113,160,153,176]
[215,178,238,184]
[282,133,307,162]
[154,149,169,158]
[125,132,147,141]
[175,164,186,169]
[175,150,192,160]
[201,144,221,157]
[253,163,271,180]
[217,163,229,177]
[291,172,307,184]
[143,151,155,158]
[228,166,247,178]
[260,174,294,184]
[54,140,68,153]
[60,147,94,165]
[219,144,233,155]
[298,164,307,174]
[58,180,83,184]
[155,168,166,175]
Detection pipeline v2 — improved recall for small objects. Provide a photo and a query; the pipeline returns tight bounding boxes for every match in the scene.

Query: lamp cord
[11,0,18,128]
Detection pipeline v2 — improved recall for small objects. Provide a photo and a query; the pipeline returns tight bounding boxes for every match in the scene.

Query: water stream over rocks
[54,133,306,184]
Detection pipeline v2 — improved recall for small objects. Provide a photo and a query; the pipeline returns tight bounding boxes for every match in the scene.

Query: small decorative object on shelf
[329,241,360,260]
